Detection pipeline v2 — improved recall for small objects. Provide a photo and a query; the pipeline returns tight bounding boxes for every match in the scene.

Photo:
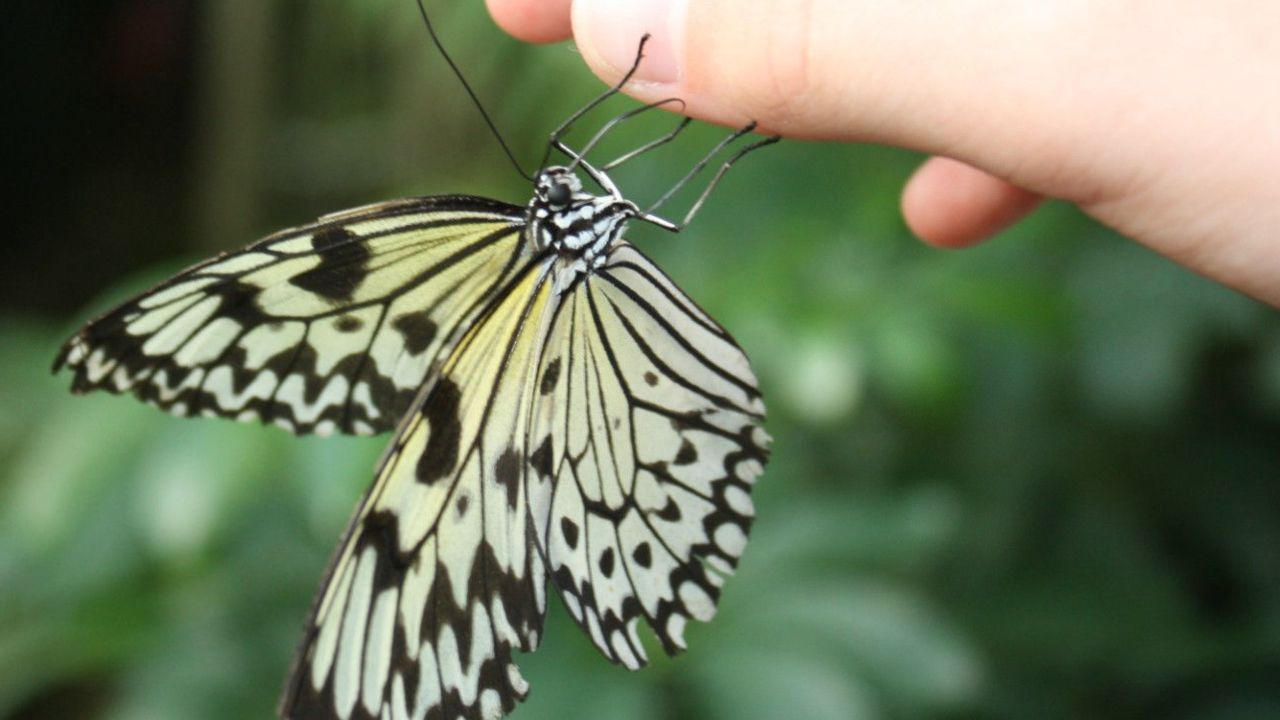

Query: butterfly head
[533,167,589,211]
[528,166,639,261]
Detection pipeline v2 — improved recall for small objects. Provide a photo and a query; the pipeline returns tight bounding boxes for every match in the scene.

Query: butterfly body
[527,166,639,269]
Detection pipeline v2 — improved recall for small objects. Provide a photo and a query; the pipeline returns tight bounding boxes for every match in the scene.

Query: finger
[569,0,1103,195]
[570,0,1001,145]
[902,157,1042,248]
[486,0,573,43]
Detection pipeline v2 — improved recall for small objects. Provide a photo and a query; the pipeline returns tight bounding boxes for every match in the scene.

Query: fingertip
[487,0,574,44]
[903,156,1042,248]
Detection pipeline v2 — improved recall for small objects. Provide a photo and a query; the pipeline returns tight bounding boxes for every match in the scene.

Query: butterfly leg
[640,122,781,231]
[566,97,687,176]
[671,134,782,230]
[602,116,694,171]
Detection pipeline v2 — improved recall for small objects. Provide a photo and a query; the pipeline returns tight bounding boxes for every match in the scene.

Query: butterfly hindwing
[282,259,558,720]
[55,196,528,436]
[529,242,769,667]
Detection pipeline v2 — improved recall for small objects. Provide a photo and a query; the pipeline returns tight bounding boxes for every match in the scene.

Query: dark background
[3,2,1279,718]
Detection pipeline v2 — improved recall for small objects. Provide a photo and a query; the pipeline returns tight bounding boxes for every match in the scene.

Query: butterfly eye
[546,182,572,208]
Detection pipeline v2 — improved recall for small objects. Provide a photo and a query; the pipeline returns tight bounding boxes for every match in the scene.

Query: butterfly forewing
[283,261,557,720]
[55,196,527,436]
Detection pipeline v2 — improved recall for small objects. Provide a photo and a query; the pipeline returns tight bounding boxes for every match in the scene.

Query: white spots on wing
[436,604,495,707]
[506,663,528,697]
[586,516,628,617]
[724,485,754,517]
[488,596,517,650]
[372,422,449,552]
[562,590,583,622]
[412,641,441,720]
[239,321,305,370]
[85,347,112,383]
[389,677,410,720]
[363,587,398,717]
[631,470,667,513]
[584,608,606,655]
[705,555,733,580]
[633,410,683,465]
[201,251,274,275]
[265,235,315,254]
[714,522,748,558]
[574,446,602,505]
[110,365,133,390]
[335,546,376,720]
[276,373,349,424]
[315,419,337,437]
[204,366,276,411]
[752,426,772,450]
[649,485,714,559]
[665,614,688,650]
[436,455,485,610]
[172,317,241,366]
[479,689,502,720]
[398,541,434,661]
[352,382,381,425]
[678,581,716,622]
[390,350,432,393]
[616,512,677,615]
[128,292,202,335]
[250,257,326,314]
[62,338,88,366]
[736,458,765,485]
[311,552,356,693]
[136,277,218,310]
[309,305,381,375]
[664,430,735,496]
[581,329,634,505]
[141,295,220,356]
[611,629,641,670]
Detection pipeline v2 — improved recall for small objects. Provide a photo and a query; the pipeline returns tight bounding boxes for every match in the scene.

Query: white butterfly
[55,29,773,720]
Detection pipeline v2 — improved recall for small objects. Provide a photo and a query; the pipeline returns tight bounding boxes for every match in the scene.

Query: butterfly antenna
[415,0,532,181]
[540,34,652,171]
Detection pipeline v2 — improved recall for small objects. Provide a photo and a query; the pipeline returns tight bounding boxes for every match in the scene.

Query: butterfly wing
[281,256,559,720]
[54,195,528,436]
[527,242,768,668]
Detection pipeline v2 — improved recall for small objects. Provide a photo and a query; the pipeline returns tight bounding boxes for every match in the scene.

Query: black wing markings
[55,196,528,436]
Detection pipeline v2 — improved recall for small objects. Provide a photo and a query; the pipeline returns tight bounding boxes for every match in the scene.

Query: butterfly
[53,22,773,720]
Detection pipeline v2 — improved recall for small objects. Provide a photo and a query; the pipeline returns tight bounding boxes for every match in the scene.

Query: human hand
[487,0,1280,306]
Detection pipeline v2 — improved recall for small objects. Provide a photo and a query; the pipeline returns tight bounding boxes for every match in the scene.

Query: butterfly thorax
[527,167,637,267]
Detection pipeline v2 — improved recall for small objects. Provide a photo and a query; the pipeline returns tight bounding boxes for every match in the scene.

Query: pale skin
[486,0,1280,307]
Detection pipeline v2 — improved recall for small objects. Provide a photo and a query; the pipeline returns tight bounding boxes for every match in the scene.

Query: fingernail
[578,0,685,84]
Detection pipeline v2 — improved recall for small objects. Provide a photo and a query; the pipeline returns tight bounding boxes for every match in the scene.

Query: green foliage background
[4,2,1280,718]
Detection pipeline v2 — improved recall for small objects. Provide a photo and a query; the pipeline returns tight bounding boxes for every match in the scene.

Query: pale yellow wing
[55,196,528,436]
[282,259,558,720]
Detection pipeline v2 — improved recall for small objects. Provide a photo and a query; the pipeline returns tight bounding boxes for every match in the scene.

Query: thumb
[571,0,986,152]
